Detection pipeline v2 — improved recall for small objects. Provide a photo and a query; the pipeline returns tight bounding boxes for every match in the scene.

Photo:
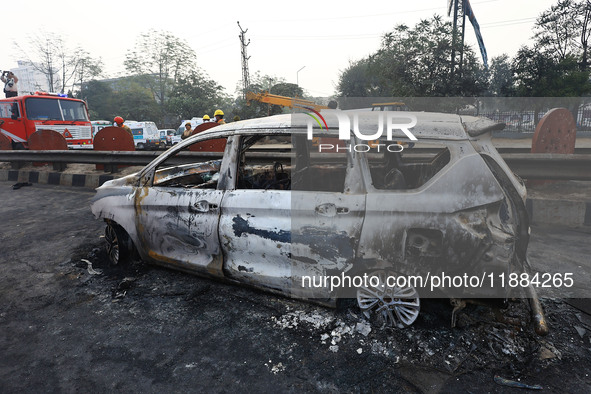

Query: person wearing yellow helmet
[203,114,210,122]
[214,109,225,125]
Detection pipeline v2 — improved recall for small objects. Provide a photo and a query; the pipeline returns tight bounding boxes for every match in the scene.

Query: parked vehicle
[159,129,175,147]
[0,92,92,149]
[125,121,160,150]
[91,120,112,138]
[91,111,544,333]
[170,129,183,145]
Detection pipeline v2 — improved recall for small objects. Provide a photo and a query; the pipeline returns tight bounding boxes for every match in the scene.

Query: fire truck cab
[0,92,92,149]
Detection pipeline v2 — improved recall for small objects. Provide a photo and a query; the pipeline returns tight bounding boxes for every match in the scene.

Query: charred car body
[91,112,547,334]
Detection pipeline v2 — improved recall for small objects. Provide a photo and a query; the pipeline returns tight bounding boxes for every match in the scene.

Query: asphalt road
[0,181,590,393]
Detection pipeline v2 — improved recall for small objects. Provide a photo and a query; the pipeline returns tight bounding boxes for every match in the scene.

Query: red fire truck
[0,92,92,149]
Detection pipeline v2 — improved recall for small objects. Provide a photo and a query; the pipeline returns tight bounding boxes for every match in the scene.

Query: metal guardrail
[501,153,591,180]
[1,150,590,180]
[0,150,222,166]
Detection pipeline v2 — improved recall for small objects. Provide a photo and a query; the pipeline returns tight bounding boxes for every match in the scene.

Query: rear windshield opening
[368,144,451,190]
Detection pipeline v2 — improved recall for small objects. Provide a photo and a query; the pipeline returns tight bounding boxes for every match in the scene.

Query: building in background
[10,61,49,94]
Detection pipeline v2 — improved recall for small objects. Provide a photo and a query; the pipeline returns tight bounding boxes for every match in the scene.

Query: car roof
[198,111,478,140]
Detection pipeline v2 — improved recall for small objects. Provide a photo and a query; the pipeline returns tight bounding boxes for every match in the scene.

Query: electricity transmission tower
[448,0,488,90]
[238,21,251,99]
[448,0,466,85]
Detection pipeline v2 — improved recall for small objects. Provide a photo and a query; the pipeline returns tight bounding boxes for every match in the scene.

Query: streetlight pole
[296,66,306,88]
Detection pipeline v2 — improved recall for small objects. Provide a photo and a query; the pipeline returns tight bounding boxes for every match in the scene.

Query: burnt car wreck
[91,111,547,335]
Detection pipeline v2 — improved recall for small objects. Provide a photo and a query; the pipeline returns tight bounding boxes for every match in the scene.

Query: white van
[125,121,160,150]
[91,120,112,138]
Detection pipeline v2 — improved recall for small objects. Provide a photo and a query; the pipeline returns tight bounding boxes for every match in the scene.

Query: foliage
[79,78,160,123]
[335,60,379,97]
[166,70,229,120]
[124,31,197,114]
[246,72,286,93]
[535,0,584,61]
[233,73,291,119]
[512,0,591,103]
[112,78,161,122]
[78,80,115,120]
[533,0,591,70]
[337,16,487,98]
[71,49,103,93]
[270,82,304,98]
[486,55,515,97]
[512,49,591,97]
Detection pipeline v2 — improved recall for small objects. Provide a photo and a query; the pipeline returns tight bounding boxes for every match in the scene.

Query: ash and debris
[269,301,545,370]
[265,295,591,387]
[49,241,591,391]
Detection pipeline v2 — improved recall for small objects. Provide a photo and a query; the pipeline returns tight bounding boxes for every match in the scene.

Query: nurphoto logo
[305,110,418,153]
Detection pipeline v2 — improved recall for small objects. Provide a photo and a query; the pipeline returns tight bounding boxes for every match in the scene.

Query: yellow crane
[246,91,329,112]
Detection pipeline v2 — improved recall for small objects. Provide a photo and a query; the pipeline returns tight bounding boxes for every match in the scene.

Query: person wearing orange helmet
[114,116,133,138]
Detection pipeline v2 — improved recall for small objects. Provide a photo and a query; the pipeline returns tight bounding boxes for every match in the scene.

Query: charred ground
[1,240,589,393]
[0,182,590,392]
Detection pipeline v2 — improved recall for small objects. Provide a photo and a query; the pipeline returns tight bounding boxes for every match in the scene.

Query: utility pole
[238,21,251,99]
[296,66,305,87]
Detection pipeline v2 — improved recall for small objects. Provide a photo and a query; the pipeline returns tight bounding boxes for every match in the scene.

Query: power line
[248,0,501,23]
[254,34,381,41]
[481,17,538,28]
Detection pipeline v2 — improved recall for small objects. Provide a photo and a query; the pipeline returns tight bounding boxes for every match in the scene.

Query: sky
[3,0,559,98]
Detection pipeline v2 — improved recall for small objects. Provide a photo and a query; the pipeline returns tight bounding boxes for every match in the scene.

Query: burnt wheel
[104,222,133,265]
[357,270,420,328]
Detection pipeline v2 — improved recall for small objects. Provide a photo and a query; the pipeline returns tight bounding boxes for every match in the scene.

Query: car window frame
[359,138,458,194]
[139,130,230,188]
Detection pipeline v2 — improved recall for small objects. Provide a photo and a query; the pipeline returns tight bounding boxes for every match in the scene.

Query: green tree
[535,0,580,61]
[269,82,304,98]
[260,82,306,115]
[534,0,591,69]
[337,16,487,98]
[336,59,380,97]
[511,0,591,109]
[247,72,286,93]
[513,48,590,97]
[233,73,289,119]
[486,54,515,97]
[112,78,161,124]
[71,49,103,95]
[124,31,197,122]
[166,70,229,121]
[79,80,115,120]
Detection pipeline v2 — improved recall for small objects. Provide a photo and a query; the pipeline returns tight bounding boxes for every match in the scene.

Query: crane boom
[246,91,329,112]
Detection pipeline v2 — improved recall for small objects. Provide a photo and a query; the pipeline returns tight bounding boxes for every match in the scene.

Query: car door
[219,133,366,300]
[133,137,230,278]
[289,135,367,299]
